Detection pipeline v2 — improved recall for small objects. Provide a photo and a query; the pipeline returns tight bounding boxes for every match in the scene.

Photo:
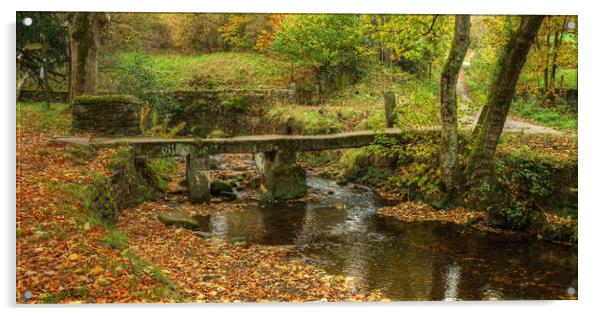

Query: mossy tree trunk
[465,16,544,209]
[439,15,470,203]
[67,13,109,102]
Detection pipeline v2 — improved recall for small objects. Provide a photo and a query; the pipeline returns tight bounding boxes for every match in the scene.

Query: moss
[85,174,118,224]
[263,163,307,201]
[64,143,95,165]
[74,94,141,105]
[146,158,177,192]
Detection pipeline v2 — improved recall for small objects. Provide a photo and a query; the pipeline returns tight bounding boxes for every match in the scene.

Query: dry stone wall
[72,95,142,136]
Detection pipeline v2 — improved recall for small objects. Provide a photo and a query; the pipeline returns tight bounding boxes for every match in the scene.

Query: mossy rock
[262,163,307,201]
[210,181,234,195]
[86,176,117,224]
[158,212,200,230]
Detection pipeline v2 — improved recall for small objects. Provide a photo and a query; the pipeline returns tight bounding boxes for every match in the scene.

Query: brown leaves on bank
[117,200,383,303]
[379,202,486,225]
[17,106,178,303]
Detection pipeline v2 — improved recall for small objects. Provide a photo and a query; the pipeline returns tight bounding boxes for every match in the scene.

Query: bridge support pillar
[186,152,211,204]
[255,150,306,201]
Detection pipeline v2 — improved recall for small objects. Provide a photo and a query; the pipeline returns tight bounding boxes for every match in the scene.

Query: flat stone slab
[51,128,438,157]
[157,211,200,230]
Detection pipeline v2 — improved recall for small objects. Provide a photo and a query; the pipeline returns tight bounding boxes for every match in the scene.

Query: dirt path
[457,63,564,135]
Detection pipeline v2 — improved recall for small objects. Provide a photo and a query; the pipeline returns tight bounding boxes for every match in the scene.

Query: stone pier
[186,152,211,203]
[255,150,307,201]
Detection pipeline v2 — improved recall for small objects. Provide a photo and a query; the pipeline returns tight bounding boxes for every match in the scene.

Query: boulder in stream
[210,181,234,195]
[157,211,200,230]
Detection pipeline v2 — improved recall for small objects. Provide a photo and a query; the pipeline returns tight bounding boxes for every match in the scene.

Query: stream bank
[122,153,577,301]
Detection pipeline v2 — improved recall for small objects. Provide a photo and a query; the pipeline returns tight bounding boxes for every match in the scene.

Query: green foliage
[272,15,367,71]
[220,95,249,113]
[206,129,230,138]
[340,151,393,187]
[365,15,453,76]
[503,203,531,230]
[103,230,129,250]
[496,151,553,202]
[108,147,134,171]
[367,134,442,201]
[113,53,179,120]
[39,288,89,304]
[17,12,69,89]
[101,52,290,92]
[218,14,271,51]
[64,144,95,165]
[141,110,186,138]
[147,158,178,192]
[266,104,342,135]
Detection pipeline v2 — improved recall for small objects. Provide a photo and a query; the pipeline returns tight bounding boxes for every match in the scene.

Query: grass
[102,230,129,250]
[16,102,71,134]
[518,68,578,90]
[266,63,441,135]
[100,52,292,91]
[510,99,578,131]
[147,158,178,192]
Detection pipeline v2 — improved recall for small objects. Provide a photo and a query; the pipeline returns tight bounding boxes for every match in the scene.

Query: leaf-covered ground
[379,201,577,243]
[16,103,382,303]
[16,104,182,303]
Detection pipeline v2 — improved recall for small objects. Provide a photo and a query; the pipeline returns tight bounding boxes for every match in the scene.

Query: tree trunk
[543,33,551,92]
[550,17,567,89]
[67,13,109,102]
[439,15,471,203]
[465,16,544,209]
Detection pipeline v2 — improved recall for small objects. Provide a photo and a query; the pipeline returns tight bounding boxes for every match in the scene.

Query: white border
[3,1,601,315]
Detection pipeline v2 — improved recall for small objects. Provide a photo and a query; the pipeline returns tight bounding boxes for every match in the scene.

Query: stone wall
[86,147,159,223]
[17,89,69,103]
[166,89,294,136]
[21,89,295,137]
[72,95,142,136]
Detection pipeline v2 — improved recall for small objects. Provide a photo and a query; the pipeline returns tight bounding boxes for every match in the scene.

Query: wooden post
[384,91,396,128]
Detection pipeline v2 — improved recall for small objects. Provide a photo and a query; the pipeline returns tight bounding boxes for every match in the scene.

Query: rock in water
[210,181,234,195]
[220,191,238,201]
[157,211,200,230]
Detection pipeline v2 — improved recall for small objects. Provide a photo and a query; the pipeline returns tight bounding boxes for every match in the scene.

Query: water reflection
[443,262,461,301]
[191,177,577,301]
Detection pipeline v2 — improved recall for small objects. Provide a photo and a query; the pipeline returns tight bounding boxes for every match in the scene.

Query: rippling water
[192,177,578,301]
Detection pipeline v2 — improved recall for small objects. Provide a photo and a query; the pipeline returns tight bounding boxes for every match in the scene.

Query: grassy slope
[268,65,442,135]
[99,52,292,91]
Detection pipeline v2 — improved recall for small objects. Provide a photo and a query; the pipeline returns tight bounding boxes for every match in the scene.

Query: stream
[188,175,577,301]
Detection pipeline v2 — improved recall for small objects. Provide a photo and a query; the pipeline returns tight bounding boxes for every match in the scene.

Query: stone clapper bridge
[52,128,430,203]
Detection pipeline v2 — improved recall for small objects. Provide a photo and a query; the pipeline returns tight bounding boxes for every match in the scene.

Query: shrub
[114,53,180,121]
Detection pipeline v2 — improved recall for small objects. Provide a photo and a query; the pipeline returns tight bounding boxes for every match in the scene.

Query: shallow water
[193,177,577,301]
